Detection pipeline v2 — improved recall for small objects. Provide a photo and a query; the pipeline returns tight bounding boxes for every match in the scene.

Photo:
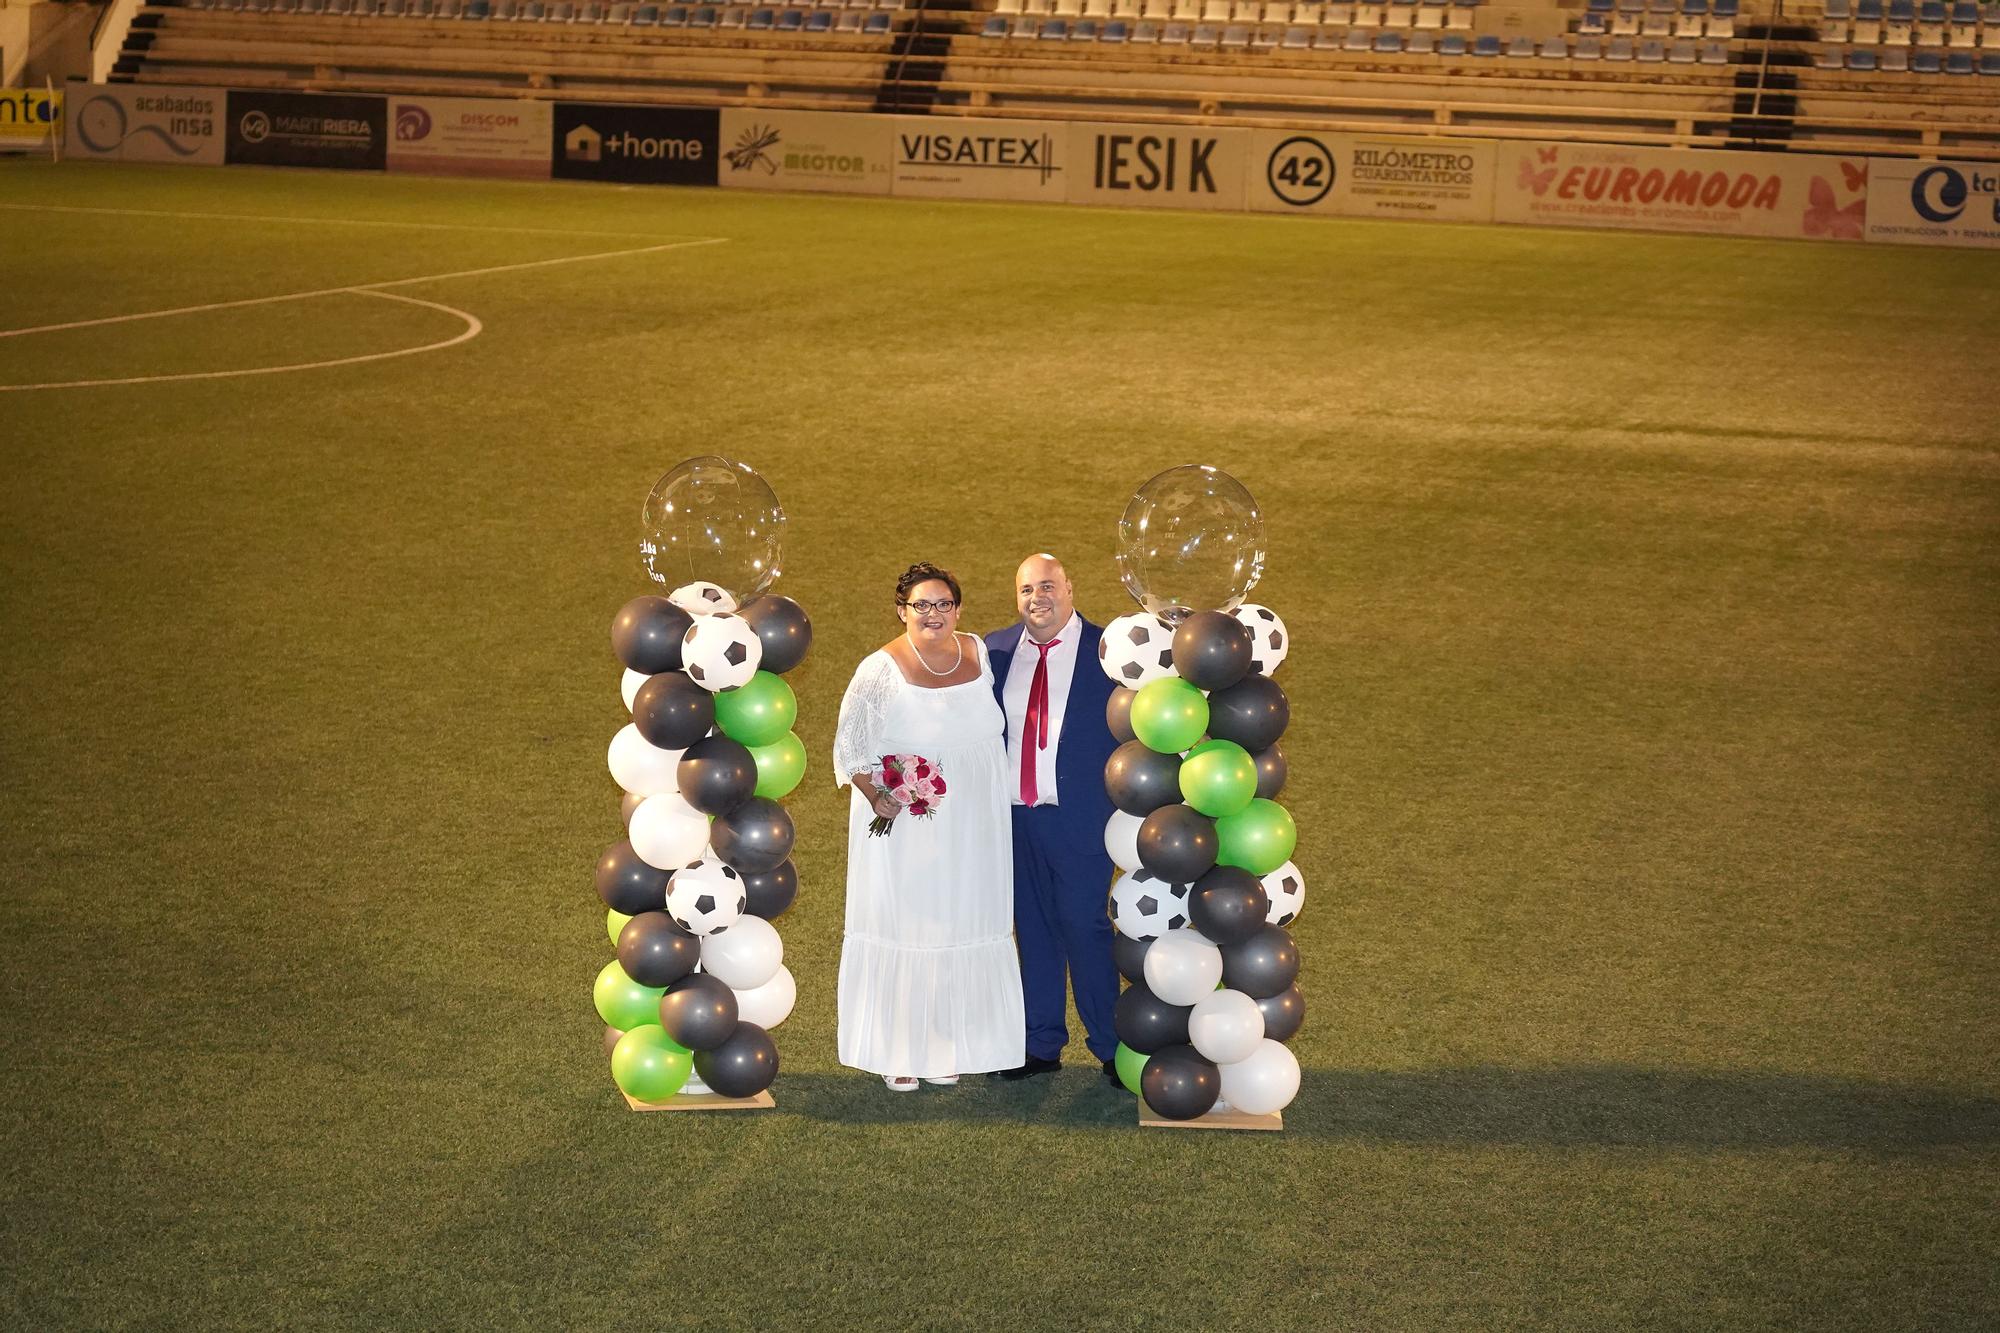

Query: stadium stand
[103,0,2000,154]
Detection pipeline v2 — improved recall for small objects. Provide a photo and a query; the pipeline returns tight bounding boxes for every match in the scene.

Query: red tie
[1021,636,1061,805]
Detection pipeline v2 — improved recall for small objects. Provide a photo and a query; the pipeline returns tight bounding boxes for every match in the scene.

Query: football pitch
[2,157,1997,1329]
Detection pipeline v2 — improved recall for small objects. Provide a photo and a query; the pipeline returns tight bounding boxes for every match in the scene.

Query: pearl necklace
[907,630,964,678]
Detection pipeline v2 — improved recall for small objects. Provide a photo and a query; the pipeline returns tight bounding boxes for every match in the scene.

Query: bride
[833,562,1025,1090]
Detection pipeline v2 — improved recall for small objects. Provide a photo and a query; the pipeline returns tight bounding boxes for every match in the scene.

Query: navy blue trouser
[1011,805,1119,1063]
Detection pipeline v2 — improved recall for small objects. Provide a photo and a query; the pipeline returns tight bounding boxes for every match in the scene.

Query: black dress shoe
[989,1056,1062,1081]
[1102,1059,1133,1093]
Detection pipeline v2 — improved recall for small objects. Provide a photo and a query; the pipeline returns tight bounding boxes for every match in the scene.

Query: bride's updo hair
[896,562,963,612]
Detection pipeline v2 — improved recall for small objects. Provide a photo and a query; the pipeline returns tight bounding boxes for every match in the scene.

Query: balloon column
[1100,465,1304,1122]
[596,458,811,1106]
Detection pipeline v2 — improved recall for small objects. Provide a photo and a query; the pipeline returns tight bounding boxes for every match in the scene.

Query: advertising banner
[1067,122,1248,211]
[718,109,891,195]
[1864,158,2000,249]
[0,87,61,153]
[1493,142,1870,242]
[225,90,385,170]
[889,116,1069,202]
[1248,131,1495,222]
[65,82,223,164]
[387,95,550,179]
[551,103,717,186]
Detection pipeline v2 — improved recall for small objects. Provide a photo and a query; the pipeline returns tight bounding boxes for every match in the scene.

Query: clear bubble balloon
[1116,464,1266,624]
[639,457,786,606]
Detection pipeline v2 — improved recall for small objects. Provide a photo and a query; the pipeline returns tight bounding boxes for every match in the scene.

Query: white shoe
[884,1076,919,1092]
[923,1075,959,1086]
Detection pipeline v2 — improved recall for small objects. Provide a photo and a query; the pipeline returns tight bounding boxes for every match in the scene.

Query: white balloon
[701,915,784,990]
[732,963,796,1029]
[1219,1039,1300,1115]
[1188,988,1266,1065]
[628,793,710,870]
[1104,810,1144,874]
[608,723,684,797]
[1143,927,1223,1006]
[621,668,651,712]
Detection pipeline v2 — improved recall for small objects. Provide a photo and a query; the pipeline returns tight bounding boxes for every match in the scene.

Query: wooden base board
[624,1088,776,1113]
[1138,1100,1283,1132]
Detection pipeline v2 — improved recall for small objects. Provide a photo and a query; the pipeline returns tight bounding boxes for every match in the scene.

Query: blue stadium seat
[1472,31,1499,51]
[1697,38,1725,59]
[1281,22,1309,43]
[1221,20,1249,41]
[1606,33,1633,54]
[859,10,886,28]
[464,0,490,17]
[631,2,659,20]
[1040,15,1069,33]
[1574,33,1603,54]
[689,3,716,21]
[661,3,687,22]
[1982,51,2000,73]
[1911,47,1941,67]
[1847,46,1876,65]
[775,6,803,26]
[522,0,546,15]
[1710,0,1734,13]
[981,13,1006,31]
[1190,21,1218,42]
[1879,43,1908,65]
[1637,35,1663,55]
[1855,0,1879,16]
[1580,10,1608,30]
[803,8,830,26]
[1373,28,1402,46]
[1945,47,1974,67]
[1103,17,1129,37]
[1823,0,1851,14]
[1437,30,1466,51]
[1071,16,1099,35]
[1949,0,1977,19]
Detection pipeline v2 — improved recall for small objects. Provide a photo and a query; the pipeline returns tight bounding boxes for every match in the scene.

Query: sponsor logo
[1091,134,1218,194]
[571,124,703,163]
[727,123,781,174]
[73,92,214,157]
[1266,136,1334,207]
[1521,154,1785,212]
[240,110,271,143]
[395,104,433,142]
[897,131,1060,184]
[565,123,601,162]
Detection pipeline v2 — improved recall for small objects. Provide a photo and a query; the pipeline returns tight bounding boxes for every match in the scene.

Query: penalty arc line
[0,235,730,341]
[0,289,483,392]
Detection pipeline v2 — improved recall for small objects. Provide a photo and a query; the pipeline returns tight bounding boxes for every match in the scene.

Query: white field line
[0,201,667,240]
[0,289,482,392]
[0,235,728,341]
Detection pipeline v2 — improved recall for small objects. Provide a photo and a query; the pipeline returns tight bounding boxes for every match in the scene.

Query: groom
[986,554,1123,1087]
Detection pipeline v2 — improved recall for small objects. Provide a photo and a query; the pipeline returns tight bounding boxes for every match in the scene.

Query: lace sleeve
[833,652,898,788]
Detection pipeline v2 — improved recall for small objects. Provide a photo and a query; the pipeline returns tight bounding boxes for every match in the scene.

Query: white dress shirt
[1002,612,1081,807]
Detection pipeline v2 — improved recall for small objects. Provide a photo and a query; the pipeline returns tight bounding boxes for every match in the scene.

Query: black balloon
[1140,1044,1221,1121]
[1206,674,1289,752]
[1113,931,1152,984]
[620,790,644,826]
[659,973,739,1051]
[633,672,716,751]
[1104,740,1184,817]
[1257,984,1305,1042]
[1106,687,1137,745]
[742,860,798,919]
[711,796,795,875]
[1253,742,1287,800]
[617,911,701,988]
[1188,866,1270,946]
[1115,982,1193,1054]
[1171,610,1254,692]
[612,596,693,675]
[596,839,672,914]
[1220,924,1300,999]
[741,595,813,675]
[677,734,758,816]
[695,1021,780,1097]
[1136,804,1218,882]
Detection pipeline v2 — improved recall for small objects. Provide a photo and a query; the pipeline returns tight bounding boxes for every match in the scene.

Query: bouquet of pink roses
[868,754,946,836]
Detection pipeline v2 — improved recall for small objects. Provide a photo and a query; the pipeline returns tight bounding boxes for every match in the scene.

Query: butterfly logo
[1519,158,1556,195]
[1537,146,1558,164]
[1839,160,1867,193]
[1803,176,1866,240]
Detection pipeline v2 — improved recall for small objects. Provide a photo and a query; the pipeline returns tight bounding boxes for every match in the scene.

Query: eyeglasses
[900,599,957,615]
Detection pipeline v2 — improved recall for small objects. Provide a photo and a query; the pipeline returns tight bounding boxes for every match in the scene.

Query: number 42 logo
[1268,137,1336,207]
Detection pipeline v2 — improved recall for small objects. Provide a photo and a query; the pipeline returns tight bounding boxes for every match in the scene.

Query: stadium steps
[1726,21,1812,144]
[873,0,974,111]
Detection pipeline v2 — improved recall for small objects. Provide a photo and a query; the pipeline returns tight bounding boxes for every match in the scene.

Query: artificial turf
[1,157,1996,1330]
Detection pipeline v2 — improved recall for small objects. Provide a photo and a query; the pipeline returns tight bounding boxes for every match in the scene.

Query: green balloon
[1179,738,1257,817]
[1114,1042,1148,1097]
[1215,798,1298,876]
[611,1024,694,1103]
[715,671,797,748]
[1130,677,1209,755]
[593,958,666,1031]
[750,731,808,800]
[606,908,632,946]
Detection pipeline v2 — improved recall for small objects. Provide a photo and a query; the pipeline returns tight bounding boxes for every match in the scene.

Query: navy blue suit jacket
[985,617,1119,847]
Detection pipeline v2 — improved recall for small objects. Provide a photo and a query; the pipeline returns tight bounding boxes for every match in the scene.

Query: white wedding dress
[833,639,1025,1079]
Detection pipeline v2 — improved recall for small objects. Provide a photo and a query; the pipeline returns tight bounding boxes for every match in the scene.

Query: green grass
[2,158,1997,1330]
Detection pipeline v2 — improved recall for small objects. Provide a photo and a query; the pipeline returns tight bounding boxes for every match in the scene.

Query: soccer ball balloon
[1232,604,1289,677]
[1110,869,1191,941]
[670,580,739,617]
[682,613,763,692]
[1099,613,1179,688]
[1261,860,1305,927]
[666,858,746,936]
